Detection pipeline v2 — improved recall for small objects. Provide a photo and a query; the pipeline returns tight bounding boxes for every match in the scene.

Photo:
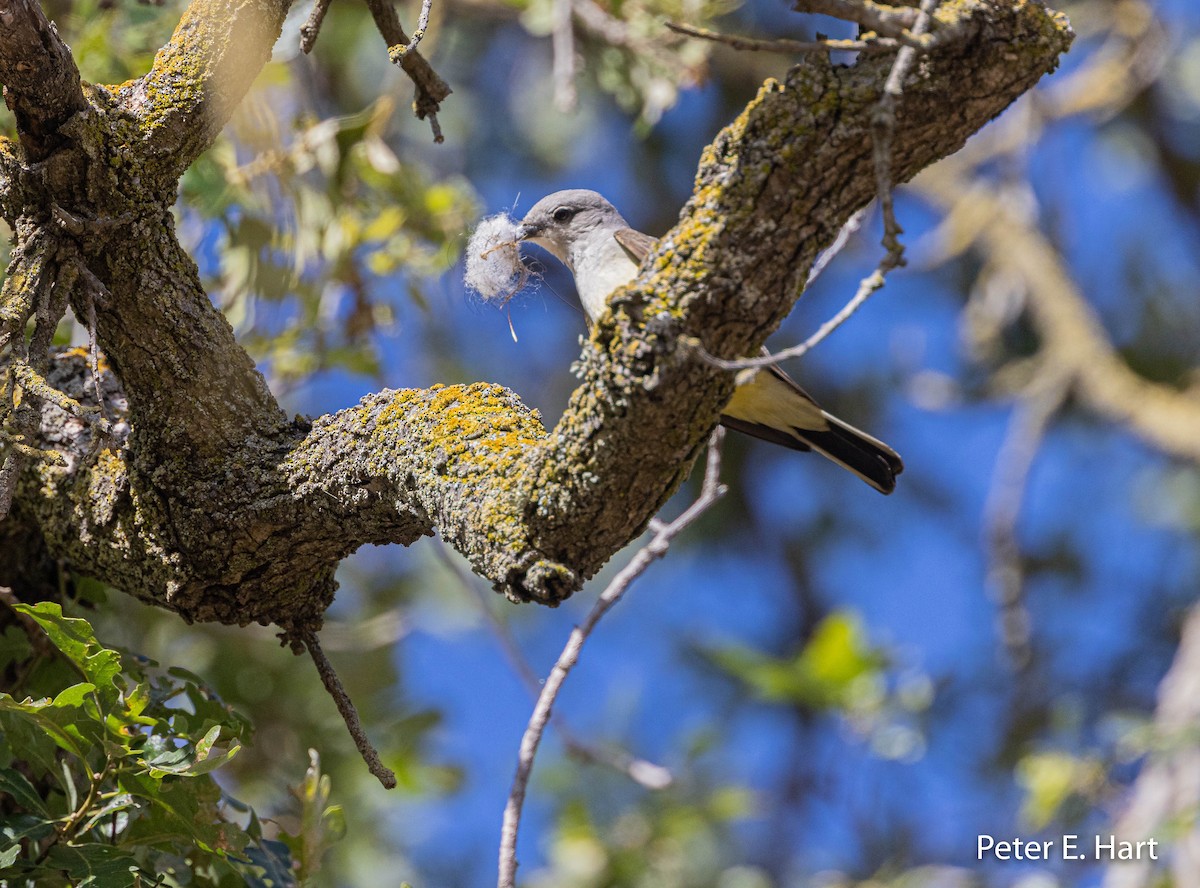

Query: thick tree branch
[120,0,293,181]
[0,0,87,161]
[512,0,1072,596]
[1,0,1072,621]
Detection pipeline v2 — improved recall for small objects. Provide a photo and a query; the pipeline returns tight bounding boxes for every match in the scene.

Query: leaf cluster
[0,603,341,887]
[180,91,479,385]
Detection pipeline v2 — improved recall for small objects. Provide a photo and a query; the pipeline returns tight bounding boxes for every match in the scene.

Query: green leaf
[0,709,64,778]
[78,791,136,835]
[0,843,19,868]
[194,724,221,761]
[182,740,241,777]
[0,625,33,672]
[1017,751,1106,830]
[0,696,90,760]
[119,771,246,856]
[43,841,145,884]
[53,681,98,709]
[708,612,883,710]
[0,767,50,816]
[14,603,123,708]
[1,813,58,846]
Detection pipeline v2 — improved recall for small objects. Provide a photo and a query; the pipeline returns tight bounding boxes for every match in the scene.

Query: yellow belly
[723,369,828,435]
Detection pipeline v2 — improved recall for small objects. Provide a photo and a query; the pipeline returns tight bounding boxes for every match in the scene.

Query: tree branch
[497,429,727,888]
[515,0,1071,597]
[0,0,87,162]
[122,0,294,180]
[792,0,927,46]
[363,0,452,142]
[1,0,1072,623]
[665,20,898,55]
[1103,603,1200,888]
[917,163,1200,463]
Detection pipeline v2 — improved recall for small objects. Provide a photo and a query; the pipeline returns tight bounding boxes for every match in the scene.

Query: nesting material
[464,213,530,304]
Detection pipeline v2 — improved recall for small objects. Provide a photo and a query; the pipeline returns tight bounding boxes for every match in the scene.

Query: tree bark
[0,0,1073,632]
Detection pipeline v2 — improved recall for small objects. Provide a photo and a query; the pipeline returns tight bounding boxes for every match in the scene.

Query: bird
[517,189,903,494]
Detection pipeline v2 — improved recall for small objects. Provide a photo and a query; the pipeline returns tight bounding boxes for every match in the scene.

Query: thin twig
[363,0,451,143]
[681,0,940,376]
[792,0,930,49]
[682,266,887,371]
[497,429,727,888]
[435,542,673,790]
[392,0,434,58]
[300,0,334,54]
[983,369,1069,672]
[807,205,868,289]
[665,20,896,55]
[301,629,397,789]
[872,0,940,266]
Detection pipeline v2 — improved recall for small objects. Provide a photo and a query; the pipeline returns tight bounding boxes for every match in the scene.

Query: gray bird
[518,189,903,494]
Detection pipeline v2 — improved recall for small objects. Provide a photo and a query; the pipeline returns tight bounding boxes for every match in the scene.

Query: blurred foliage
[524,785,761,888]
[517,0,728,124]
[706,612,931,762]
[0,602,340,886]
[1017,750,1107,830]
[181,91,479,386]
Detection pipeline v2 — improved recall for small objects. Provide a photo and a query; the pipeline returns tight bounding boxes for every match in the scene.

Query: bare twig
[665,20,896,55]
[363,0,452,143]
[301,629,397,789]
[300,0,334,53]
[872,0,940,266]
[435,542,673,790]
[392,0,434,58]
[497,429,727,888]
[682,0,940,376]
[807,206,868,289]
[983,370,1069,671]
[682,266,886,372]
[792,0,929,48]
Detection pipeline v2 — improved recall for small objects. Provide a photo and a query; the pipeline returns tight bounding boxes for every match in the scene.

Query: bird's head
[518,190,627,265]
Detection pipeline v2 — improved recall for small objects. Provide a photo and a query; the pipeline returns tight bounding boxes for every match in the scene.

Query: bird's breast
[571,240,640,324]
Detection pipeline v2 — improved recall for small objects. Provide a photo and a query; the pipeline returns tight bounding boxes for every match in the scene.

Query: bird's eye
[552,207,575,223]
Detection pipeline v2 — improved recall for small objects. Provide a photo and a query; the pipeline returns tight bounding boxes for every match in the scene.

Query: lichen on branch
[0,0,1073,621]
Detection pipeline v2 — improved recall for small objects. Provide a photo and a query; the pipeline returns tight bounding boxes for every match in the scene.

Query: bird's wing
[613,227,657,265]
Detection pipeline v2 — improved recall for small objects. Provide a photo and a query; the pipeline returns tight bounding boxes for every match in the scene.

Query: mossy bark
[0,0,1073,630]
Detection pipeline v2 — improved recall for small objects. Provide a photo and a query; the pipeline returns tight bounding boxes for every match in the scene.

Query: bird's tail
[794,413,904,495]
[719,413,904,495]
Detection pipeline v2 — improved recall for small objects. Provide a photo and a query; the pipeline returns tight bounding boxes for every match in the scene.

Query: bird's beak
[517,222,543,241]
